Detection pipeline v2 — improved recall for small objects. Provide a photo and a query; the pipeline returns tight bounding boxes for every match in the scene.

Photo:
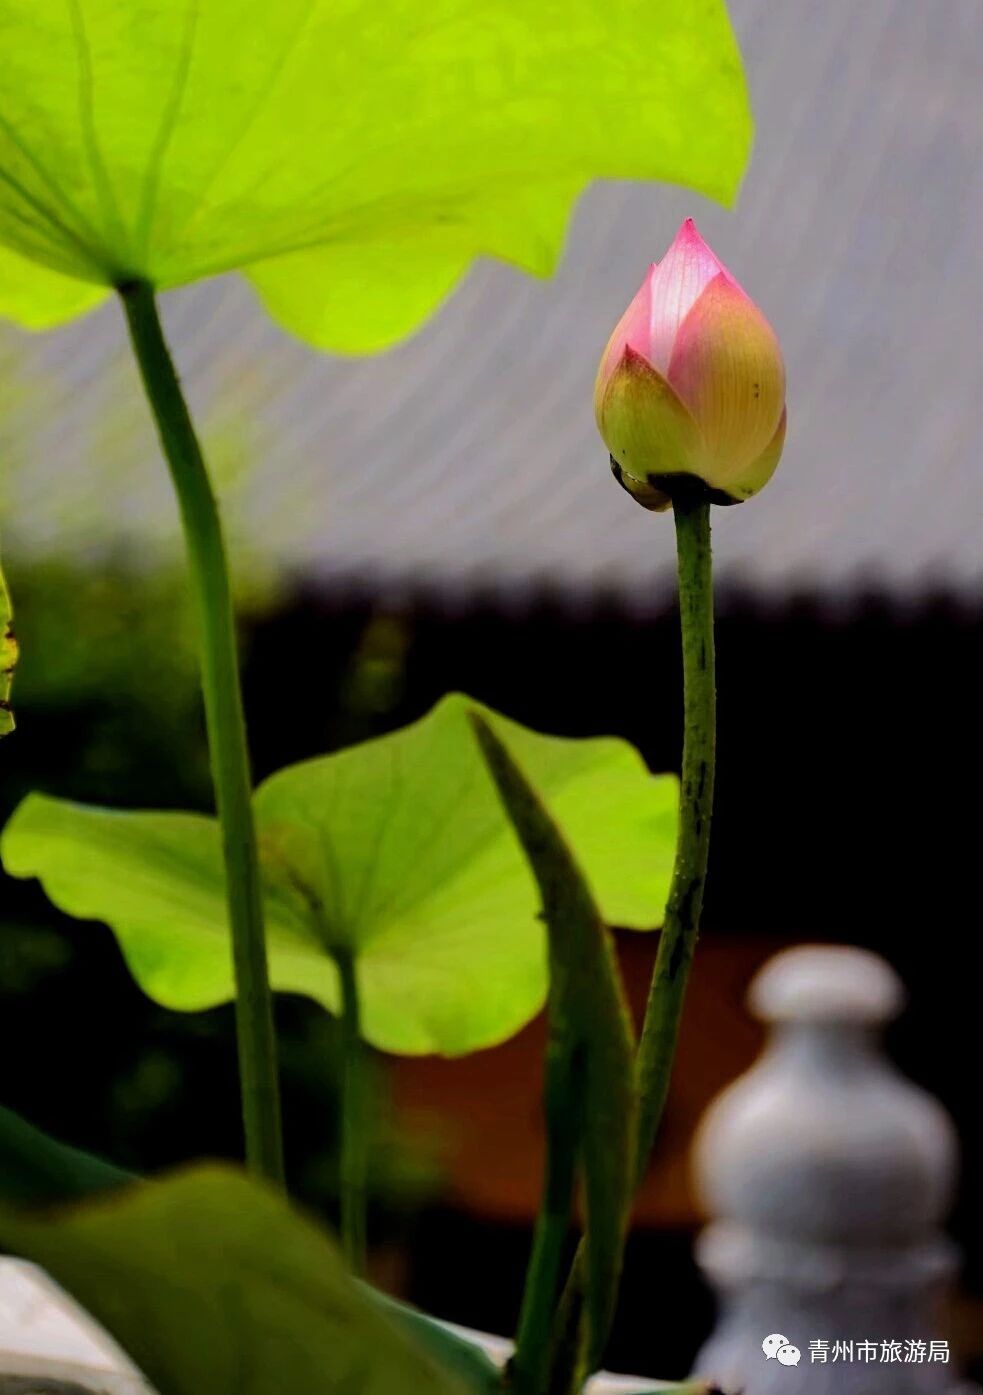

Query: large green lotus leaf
[0,245,108,328]
[1,546,17,738]
[0,0,751,349]
[0,1166,477,1395]
[1,694,677,1054]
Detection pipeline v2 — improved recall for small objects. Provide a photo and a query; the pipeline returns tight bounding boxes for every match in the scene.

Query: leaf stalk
[119,279,285,1189]
[335,943,369,1274]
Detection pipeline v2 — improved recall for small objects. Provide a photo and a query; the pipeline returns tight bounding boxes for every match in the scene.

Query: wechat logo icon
[762,1333,801,1367]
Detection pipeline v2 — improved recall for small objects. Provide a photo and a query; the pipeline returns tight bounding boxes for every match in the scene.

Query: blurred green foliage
[0,548,15,737]
[0,558,435,1234]
[0,1167,485,1395]
[4,559,207,810]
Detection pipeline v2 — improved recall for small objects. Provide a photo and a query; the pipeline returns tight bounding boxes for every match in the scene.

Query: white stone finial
[691,943,972,1395]
[749,944,904,1024]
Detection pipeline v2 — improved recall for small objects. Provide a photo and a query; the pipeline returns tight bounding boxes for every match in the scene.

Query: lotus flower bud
[595,219,786,511]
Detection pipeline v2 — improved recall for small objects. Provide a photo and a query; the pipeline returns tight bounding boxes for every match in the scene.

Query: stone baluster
[691,944,974,1394]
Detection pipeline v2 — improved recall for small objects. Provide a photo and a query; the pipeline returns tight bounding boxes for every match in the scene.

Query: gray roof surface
[2,0,981,609]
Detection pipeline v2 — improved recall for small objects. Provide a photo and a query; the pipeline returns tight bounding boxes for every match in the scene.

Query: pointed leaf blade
[469,712,636,1371]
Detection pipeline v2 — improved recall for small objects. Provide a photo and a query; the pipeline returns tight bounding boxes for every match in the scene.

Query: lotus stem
[119,279,285,1189]
[550,493,716,1395]
[634,493,716,1176]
